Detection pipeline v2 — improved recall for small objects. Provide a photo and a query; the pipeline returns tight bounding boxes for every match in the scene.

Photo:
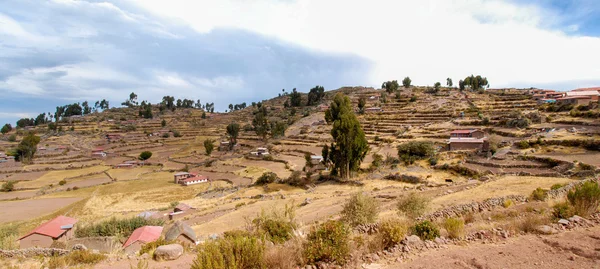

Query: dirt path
[381,227,600,269]
[95,253,196,269]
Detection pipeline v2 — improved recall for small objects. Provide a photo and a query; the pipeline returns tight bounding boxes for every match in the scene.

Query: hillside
[0,85,599,269]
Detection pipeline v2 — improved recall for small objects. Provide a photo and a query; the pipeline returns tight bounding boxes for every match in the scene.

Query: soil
[0,197,82,223]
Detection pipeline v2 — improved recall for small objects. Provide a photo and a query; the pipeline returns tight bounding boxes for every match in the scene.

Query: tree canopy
[306,85,325,106]
[402,77,411,88]
[446,78,453,87]
[382,80,399,93]
[226,123,240,146]
[462,75,489,90]
[289,88,302,107]
[325,93,369,179]
[1,124,12,134]
[15,132,40,163]
[139,151,153,161]
[252,105,269,141]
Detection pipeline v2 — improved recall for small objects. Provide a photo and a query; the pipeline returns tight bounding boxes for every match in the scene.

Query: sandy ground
[0,197,82,223]
[0,190,37,200]
[382,227,600,269]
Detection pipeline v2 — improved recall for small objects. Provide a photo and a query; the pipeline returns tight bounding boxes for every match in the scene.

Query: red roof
[19,216,78,240]
[123,226,163,248]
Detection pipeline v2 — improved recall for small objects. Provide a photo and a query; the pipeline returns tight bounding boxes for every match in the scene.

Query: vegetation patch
[304,220,350,265]
[75,216,165,238]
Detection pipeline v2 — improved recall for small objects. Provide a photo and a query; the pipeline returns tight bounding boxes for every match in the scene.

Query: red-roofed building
[557,96,593,106]
[18,216,78,248]
[173,172,209,186]
[450,129,485,139]
[122,226,163,253]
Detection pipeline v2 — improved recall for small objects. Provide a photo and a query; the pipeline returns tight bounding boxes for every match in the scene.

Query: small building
[450,129,485,139]
[18,216,78,248]
[537,99,556,105]
[114,163,134,169]
[219,141,230,151]
[365,107,382,113]
[173,172,209,186]
[557,96,593,106]
[310,155,324,165]
[122,226,163,254]
[447,137,488,151]
[164,221,198,247]
[91,148,106,158]
[251,147,270,157]
[565,90,600,101]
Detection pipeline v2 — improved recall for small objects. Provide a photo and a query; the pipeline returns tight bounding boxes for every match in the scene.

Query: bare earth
[383,227,600,269]
[0,197,82,223]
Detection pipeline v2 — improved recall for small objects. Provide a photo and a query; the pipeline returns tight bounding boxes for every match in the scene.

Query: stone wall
[68,236,120,253]
[420,195,528,221]
[0,247,69,258]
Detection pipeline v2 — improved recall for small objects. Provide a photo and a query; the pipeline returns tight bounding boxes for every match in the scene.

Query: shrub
[517,214,547,233]
[552,201,574,219]
[172,130,182,137]
[286,171,310,187]
[517,140,530,149]
[378,218,409,249]
[140,237,174,256]
[75,217,165,238]
[0,224,19,250]
[397,141,434,165]
[191,234,265,269]
[567,181,600,217]
[203,139,214,155]
[397,192,429,218]
[251,204,296,244]
[443,218,465,239]
[530,187,547,201]
[304,220,350,265]
[48,250,106,268]
[340,192,379,227]
[162,133,170,138]
[59,180,67,186]
[502,199,514,208]
[551,183,565,190]
[413,220,440,240]
[8,134,16,142]
[264,240,303,269]
[50,240,67,249]
[428,157,438,166]
[139,151,153,161]
[370,153,383,170]
[1,181,15,192]
[255,172,278,185]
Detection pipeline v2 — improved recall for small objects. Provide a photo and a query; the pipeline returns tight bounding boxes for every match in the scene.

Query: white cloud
[0,112,34,119]
[131,0,600,90]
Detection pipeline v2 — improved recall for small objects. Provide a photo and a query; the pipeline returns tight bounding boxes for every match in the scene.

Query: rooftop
[18,216,78,240]
[122,226,163,248]
[448,137,486,143]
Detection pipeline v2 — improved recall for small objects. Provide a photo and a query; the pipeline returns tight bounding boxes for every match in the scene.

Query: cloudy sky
[1,0,599,124]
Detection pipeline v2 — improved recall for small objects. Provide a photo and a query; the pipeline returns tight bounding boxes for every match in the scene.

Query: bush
[552,201,574,219]
[530,187,547,201]
[428,157,438,166]
[502,199,514,208]
[397,192,429,218]
[378,218,409,249]
[443,218,465,239]
[397,141,434,165]
[140,237,174,256]
[304,220,350,265]
[191,234,265,269]
[139,151,153,161]
[1,181,15,192]
[551,183,565,190]
[172,130,182,137]
[255,172,278,185]
[204,139,214,155]
[251,204,296,244]
[8,134,16,142]
[413,220,439,240]
[517,215,547,233]
[49,250,106,268]
[567,181,600,217]
[517,140,530,149]
[162,133,170,138]
[59,180,67,186]
[75,217,165,238]
[0,224,19,250]
[285,171,310,187]
[340,192,379,227]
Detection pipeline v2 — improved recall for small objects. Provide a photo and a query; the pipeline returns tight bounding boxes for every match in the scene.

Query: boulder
[154,244,183,261]
[558,219,570,225]
[535,225,557,235]
[404,235,422,246]
[71,244,87,251]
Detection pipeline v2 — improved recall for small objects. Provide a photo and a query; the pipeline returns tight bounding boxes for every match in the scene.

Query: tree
[15,132,40,163]
[358,97,366,114]
[1,124,12,134]
[16,118,34,128]
[433,82,441,93]
[162,96,175,111]
[402,77,411,88]
[289,88,302,107]
[306,85,325,106]
[228,104,234,111]
[201,111,207,119]
[446,78,453,87]
[82,101,92,115]
[462,75,489,90]
[253,106,269,141]
[204,139,214,155]
[458,80,465,91]
[381,80,399,93]
[226,123,240,146]
[139,151,152,161]
[325,93,369,180]
[138,101,153,119]
[161,119,166,127]
[270,121,287,139]
[129,92,138,105]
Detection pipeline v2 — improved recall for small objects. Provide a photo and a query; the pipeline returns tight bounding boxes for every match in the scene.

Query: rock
[404,235,422,246]
[434,237,445,245]
[154,244,183,261]
[558,219,570,225]
[71,244,87,251]
[535,225,557,235]
[568,215,590,224]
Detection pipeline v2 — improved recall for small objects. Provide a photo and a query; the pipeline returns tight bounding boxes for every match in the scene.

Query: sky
[1,0,599,124]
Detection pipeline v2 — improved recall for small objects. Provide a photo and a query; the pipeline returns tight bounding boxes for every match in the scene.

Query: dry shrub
[530,187,547,201]
[378,218,410,249]
[413,220,439,240]
[251,204,297,244]
[518,215,548,233]
[191,234,265,269]
[463,212,477,224]
[443,218,465,239]
[0,224,19,250]
[341,192,379,227]
[567,181,600,217]
[397,192,429,219]
[139,237,175,256]
[264,239,304,269]
[502,199,514,208]
[304,220,350,265]
[49,250,106,268]
[552,201,574,219]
